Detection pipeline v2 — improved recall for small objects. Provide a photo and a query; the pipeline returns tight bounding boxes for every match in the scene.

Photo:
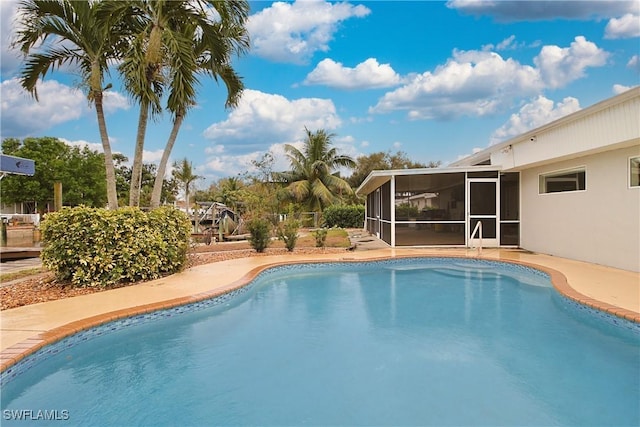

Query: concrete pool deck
[1,247,639,371]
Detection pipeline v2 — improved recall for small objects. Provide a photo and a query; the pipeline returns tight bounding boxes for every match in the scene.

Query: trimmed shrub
[322,205,365,228]
[312,228,328,248]
[247,217,272,253]
[276,217,300,252]
[40,206,191,288]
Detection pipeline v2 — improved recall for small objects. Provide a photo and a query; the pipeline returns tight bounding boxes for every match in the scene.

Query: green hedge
[322,205,365,228]
[40,206,191,288]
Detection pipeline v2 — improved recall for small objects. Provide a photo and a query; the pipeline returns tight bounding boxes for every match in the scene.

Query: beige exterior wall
[520,144,640,272]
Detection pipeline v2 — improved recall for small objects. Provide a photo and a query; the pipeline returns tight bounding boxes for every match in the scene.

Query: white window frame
[538,166,586,195]
[629,156,640,189]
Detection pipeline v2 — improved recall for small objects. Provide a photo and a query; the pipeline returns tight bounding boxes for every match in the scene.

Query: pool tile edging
[1,254,638,375]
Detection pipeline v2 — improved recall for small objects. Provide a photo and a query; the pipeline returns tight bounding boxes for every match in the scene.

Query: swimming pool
[2,258,639,426]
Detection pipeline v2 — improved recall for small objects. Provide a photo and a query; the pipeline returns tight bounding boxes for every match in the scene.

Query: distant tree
[276,128,356,212]
[1,137,107,212]
[347,151,441,188]
[172,158,202,214]
[193,182,219,203]
[214,176,244,210]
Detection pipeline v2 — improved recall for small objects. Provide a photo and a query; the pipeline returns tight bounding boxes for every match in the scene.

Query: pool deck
[1,247,639,372]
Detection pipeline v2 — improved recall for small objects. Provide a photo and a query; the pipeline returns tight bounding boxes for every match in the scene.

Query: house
[356,87,640,272]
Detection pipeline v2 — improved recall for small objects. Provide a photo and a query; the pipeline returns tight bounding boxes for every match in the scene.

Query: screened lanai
[356,167,520,248]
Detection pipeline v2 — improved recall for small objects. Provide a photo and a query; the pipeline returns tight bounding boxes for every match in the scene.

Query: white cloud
[59,138,104,153]
[204,145,225,155]
[247,0,370,64]
[202,89,341,151]
[627,54,640,72]
[370,49,541,120]
[496,35,516,51]
[490,96,581,144]
[605,13,640,39]
[534,36,609,89]
[202,133,361,181]
[613,84,637,94]
[447,0,637,22]
[304,58,401,89]
[203,144,284,179]
[143,149,164,163]
[0,78,130,137]
[1,78,87,136]
[0,1,22,76]
[482,35,538,52]
[103,91,131,114]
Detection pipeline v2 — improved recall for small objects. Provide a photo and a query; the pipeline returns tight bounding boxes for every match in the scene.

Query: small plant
[276,217,300,252]
[247,217,272,253]
[312,228,328,248]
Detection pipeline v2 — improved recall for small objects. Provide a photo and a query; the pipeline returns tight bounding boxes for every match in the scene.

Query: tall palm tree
[172,158,202,215]
[277,128,356,212]
[13,0,127,209]
[149,2,249,208]
[103,0,248,207]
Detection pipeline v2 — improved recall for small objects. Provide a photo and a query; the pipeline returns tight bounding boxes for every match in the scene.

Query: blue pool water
[2,258,639,426]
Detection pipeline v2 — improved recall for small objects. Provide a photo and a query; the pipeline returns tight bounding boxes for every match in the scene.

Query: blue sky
[1,0,639,187]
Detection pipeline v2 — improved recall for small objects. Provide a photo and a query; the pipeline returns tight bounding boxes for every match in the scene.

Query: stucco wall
[520,145,640,272]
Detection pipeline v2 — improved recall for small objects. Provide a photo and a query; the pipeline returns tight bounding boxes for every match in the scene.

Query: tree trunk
[150,112,184,208]
[129,101,149,207]
[94,91,119,209]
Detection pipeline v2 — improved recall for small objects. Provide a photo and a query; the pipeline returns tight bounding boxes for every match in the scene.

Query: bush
[395,203,419,219]
[312,228,328,248]
[247,217,272,253]
[322,205,365,228]
[276,217,300,252]
[40,206,192,288]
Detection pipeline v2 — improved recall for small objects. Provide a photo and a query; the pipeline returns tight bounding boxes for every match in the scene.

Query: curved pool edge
[1,251,638,374]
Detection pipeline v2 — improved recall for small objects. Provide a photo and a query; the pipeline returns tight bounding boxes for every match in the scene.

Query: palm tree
[172,158,202,215]
[13,0,126,209]
[277,128,356,212]
[103,0,248,207]
[217,176,245,211]
[149,2,249,208]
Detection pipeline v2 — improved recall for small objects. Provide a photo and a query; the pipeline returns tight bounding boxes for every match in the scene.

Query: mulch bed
[1,244,347,310]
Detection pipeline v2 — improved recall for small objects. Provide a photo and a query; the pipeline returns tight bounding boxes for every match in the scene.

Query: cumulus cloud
[370,36,608,121]
[613,84,637,94]
[143,149,164,163]
[0,78,130,137]
[628,55,640,72]
[490,96,581,144]
[59,138,104,153]
[370,49,542,120]
[202,89,341,152]
[447,0,637,22]
[1,78,87,136]
[304,58,401,89]
[202,143,290,180]
[247,0,370,64]
[202,130,361,181]
[605,13,640,39]
[1,1,22,76]
[534,36,609,89]
[103,91,131,114]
